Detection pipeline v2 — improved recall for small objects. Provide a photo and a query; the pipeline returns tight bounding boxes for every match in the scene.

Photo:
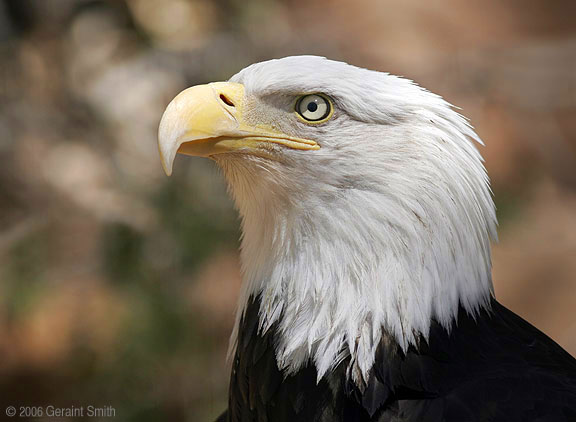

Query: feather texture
[215,56,497,382]
[219,295,576,422]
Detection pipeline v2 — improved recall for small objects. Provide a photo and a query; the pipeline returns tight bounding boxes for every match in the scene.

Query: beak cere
[158,82,320,176]
[158,82,244,176]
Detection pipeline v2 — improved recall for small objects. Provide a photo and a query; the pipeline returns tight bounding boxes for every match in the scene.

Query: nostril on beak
[219,94,235,107]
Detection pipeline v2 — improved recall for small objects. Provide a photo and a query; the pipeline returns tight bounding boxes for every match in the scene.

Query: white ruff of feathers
[215,56,497,385]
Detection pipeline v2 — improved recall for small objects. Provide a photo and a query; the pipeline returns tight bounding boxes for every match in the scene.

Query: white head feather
[214,56,497,384]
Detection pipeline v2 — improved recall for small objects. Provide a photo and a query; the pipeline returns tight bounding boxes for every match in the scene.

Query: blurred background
[0,0,575,420]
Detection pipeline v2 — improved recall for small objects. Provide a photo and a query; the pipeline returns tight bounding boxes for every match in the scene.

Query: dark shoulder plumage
[217,296,576,422]
[372,299,576,421]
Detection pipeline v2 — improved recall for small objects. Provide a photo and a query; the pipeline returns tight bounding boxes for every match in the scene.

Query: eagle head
[158,56,497,383]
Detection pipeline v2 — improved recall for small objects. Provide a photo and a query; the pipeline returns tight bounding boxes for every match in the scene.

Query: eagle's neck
[218,150,496,384]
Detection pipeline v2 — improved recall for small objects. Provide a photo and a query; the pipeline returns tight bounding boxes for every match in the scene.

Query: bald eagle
[158,56,576,421]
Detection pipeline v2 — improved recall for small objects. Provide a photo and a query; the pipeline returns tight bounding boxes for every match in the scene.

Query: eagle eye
[296,94,332,122]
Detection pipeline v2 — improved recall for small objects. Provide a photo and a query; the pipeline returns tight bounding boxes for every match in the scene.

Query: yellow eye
[296,94,332,122]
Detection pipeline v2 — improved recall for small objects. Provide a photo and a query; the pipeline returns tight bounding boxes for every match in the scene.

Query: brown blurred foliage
[0,0,575,420]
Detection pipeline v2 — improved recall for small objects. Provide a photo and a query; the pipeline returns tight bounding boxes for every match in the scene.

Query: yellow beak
[158,82,320,175]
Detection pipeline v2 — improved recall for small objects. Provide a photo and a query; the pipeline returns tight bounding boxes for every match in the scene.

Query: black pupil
[307,101,318,113]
